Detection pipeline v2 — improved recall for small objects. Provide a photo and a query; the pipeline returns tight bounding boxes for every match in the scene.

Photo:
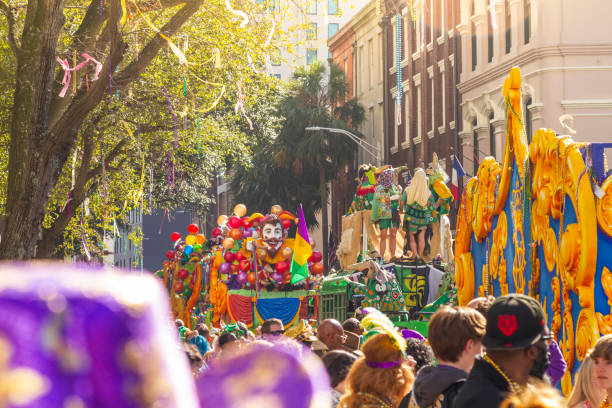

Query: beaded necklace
[482,353,522,395]
[601,395,611,408]
[355,392,394,408]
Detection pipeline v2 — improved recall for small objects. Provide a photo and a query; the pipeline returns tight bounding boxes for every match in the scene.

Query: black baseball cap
[482,294,547,350]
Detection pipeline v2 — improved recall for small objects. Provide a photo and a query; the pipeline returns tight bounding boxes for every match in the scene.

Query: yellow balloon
[217,215,228,226]
[234,203,247,218]
[281,247,293,260]
[271,205,283,215]
[222,238,235,250]
[185,235,196,246]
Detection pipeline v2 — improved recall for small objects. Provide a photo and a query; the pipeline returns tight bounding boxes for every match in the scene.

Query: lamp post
[305,127,381,164]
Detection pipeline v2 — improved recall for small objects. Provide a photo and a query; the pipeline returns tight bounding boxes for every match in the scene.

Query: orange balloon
[270,205,283,215]
[234,204,247,218]
[311,262,325,275]
[229,228,243,241]
[281,246,293,260]
[247,272,256,285]
[222,238,235,250]
[196,234,206,245]
[217,215,228,226]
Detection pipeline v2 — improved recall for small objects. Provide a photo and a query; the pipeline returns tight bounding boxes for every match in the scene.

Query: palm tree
[274,61,365,268]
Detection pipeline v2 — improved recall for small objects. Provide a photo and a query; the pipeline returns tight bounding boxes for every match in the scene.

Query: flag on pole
[452,155,465,201]
[290,204,313,285]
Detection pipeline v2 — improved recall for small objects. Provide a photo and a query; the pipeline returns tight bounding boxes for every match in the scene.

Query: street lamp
[305,126,381,165]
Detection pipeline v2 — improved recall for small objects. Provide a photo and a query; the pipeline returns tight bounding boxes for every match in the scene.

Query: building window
[524,0,531,44]
[306,48,318,65]
[430,75,434,131]
[505,0,511,54]
[368,39,373,89]
[473,118,479,173]
[470,1,476,71]
[441,68,446,126]
[328,0,338,15]
[525,97,533,143]
[437,0,442,35]
[429,0,434,43]
[307,0,317,14]
[417,85,422,140]
[256,0,280,13]
[405,95,410,144]
[328,23,339,38]
[489,112,496,158]
[487,4,493,62]
[307,23,317,40]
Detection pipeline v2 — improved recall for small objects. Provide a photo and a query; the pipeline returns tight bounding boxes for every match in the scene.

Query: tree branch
[0,0,18,55]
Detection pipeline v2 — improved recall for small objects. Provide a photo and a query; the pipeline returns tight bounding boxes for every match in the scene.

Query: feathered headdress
[360,309,406,353]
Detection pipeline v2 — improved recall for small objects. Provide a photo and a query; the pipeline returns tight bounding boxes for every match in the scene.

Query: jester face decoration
[261,218,284,256]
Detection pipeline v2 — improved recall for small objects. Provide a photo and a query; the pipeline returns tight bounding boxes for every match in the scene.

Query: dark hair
[175,319,185,328]
[261,318,283,334]
[322,350,358,388]
[404,338,434,373]
[343,318,362,334]
[428,306,486,362]
[236,322,249,336]
[261,214,282,230]
[184,343,202,366]
[218,332,238,348]
[476,296,495,318]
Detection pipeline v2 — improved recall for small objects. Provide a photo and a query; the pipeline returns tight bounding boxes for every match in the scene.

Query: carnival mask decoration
[260,216,284,256]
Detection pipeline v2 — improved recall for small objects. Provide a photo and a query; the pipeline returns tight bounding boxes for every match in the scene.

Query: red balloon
[188,224,199,234]
[166,250,175,260]
[242,217,252,228]
[234,251,245,262]
[228,216,242,229]
[282,219,291,229]
[258,271,266,281]
[230,263,239,273]
[212,227,222,238]
[311,262,325,275]
[224,251,235,263]
[229,228,243,241]
[275,261,289,274]
[170,232,181,242]
[178,268,189,280]
[174,281,184,293]
[247,272,256,285]
[239,259,251,271]
[309,251,323,263]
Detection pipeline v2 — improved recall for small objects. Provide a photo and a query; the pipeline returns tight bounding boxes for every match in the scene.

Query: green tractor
[317,259,457,338]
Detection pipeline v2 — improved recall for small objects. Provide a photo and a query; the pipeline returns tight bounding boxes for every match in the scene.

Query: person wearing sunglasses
[261,318,285,341]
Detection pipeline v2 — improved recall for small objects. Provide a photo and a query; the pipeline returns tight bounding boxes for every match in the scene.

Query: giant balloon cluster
[211,203,324,289]
[165,223,210,298]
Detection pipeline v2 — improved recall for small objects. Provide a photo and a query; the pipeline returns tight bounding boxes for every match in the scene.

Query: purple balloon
[236,271,248,285]
[271,272,283,283]
[219,262,231,274]
[242,229,252,238]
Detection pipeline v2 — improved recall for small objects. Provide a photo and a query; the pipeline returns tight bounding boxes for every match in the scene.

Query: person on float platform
[371,169,402,261]
[400,169,441,259]
[590,334,612,408]
[453,294,553,408]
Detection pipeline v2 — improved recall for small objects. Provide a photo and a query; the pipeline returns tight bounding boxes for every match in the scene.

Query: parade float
[454,67,612,393]
[160,204,326,329]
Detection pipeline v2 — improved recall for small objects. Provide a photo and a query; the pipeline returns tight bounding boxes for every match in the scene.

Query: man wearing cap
[453,294,553,408]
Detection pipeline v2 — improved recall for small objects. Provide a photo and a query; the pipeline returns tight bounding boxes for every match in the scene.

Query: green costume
[401,192,438,233]
[371,170,401,230]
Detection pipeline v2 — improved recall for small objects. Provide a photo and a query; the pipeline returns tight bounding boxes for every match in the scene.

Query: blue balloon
[184,245,194,255]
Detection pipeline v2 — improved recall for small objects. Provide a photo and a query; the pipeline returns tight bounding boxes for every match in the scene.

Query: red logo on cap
[498,315,518,336]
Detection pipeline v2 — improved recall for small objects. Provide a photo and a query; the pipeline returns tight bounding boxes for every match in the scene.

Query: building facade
[457,0,612,173]
[383,0,461,176]
[269,0,370,81]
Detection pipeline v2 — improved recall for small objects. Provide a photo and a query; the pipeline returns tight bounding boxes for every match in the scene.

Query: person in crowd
[343,318,364,336]
[176,319,188,342]
[217,332,239,358]
[189,326,211,356]
[567,354,605,408]
[467,296,495,318]
[339,332,415,408]
[401,306,486,408]
[589,334,612,407]
[403,338,434,375]
[317,319,348,354]
[454,294,552,408]
[261,318,285,341]
[468,295,567,385]
[323,350,359,407]
[184,343,204,378]
[500,381,564,408]
[285,319,318,349]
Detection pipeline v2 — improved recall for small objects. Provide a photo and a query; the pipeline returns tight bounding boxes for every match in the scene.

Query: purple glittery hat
[196,340,332,408]
[401,329,426,341]
[0,262,198,407]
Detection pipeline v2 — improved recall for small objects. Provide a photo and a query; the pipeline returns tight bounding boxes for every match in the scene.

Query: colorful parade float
[159,204,326,329]
[455,67,612,393]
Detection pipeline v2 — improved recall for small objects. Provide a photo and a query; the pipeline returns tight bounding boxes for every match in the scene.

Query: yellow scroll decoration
[596,267,612,335]
[597,175,612,237]
[471,157,500,242]
[490,211,508,296]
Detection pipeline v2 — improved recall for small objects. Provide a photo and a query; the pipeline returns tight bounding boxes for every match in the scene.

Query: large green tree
[231,61,365,267]
[0,0,301,259]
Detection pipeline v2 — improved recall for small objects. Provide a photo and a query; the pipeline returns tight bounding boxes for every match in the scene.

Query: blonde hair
[339,333,414,408]
[404,168,432,208]
[500,381,564,408]
[567,355,605,408]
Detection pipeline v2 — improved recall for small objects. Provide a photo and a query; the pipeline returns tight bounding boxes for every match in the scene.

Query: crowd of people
[177,294,612,408]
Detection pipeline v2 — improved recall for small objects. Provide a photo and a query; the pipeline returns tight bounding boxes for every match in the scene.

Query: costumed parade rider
[371,168,403,262]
